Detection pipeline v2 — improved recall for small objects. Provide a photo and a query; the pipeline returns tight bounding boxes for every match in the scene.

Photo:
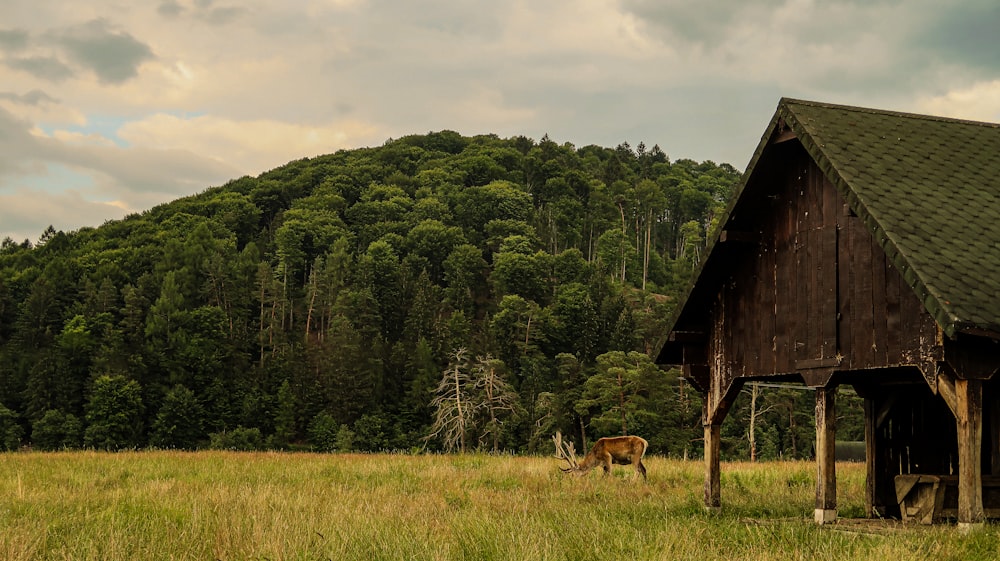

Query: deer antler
[552,431,578,472]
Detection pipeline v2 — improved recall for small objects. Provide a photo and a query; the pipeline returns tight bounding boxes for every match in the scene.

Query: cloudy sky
[2,0,999,243]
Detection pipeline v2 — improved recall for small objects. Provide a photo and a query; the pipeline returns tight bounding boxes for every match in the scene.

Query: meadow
[1,451,997,560]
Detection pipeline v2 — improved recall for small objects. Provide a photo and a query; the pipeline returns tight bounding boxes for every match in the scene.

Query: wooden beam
[681,364,709,394]
[875,393,897,428]
[955,378,984,527]
[937,371,958,418]
[773,129,797,144]
[703,379,742,512]
[815,386,837,524]
[945,336,1000,379]
[705,379,742,426]
[719,230,760,244]
[669,331,706,343]
[704,422,722,512]
[800,368,836,388]
[795,357,843,371]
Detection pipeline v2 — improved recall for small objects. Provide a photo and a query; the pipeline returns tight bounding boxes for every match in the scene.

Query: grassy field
[1,452,997,560]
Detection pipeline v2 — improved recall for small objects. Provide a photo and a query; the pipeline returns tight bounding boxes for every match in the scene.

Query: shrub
[353,414,391,452]
[32,409,83,450]
[150,385,205,450]
[83,376,144,451]
[308,412,340,452]
[0,402,24,451]
[209,426,263,451]
[335,425,355,452]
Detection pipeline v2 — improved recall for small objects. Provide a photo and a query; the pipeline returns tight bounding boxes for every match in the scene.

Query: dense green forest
[0,131,859,457]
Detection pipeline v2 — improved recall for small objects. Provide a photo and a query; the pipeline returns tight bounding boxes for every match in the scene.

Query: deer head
[552,431,579,473]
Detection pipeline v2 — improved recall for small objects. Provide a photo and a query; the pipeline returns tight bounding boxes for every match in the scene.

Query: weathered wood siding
[708,141,940,384]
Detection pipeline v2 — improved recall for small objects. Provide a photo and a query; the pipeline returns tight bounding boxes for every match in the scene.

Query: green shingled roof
[777,98,1000,338]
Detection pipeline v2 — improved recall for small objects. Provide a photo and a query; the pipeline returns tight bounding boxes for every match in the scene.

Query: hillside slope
[0,131,742,453]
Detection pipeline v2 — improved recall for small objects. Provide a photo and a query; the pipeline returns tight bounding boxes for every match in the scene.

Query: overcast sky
[2,0,999,243]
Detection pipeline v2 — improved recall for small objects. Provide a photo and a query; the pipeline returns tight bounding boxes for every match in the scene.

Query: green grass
[1,452,996,560]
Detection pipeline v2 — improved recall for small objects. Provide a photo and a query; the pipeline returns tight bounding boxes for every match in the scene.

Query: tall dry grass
[1,451,997,560]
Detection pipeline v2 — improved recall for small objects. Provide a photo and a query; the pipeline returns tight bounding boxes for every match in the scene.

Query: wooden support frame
[704,422,723,512]
[815,386,837,524]
[703,380,743,512]
[937,370,958,417]
[955,377,985,527]
[936,368,986,526]
[864,396,877,518]
[991,397,1000,476]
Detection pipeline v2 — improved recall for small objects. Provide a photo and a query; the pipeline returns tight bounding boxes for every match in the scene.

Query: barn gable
[656,98,1000,526]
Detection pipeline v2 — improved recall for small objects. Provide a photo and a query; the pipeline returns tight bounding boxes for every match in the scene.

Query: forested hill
[0,130,742,455]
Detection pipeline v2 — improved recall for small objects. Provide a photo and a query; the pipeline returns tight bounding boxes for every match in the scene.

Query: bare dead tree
[471,355,521,453]
[425,349,475,453]
[745,382,774,462]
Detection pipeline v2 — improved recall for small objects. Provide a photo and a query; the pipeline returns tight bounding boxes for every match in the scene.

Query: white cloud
[2,0,1000,242]
[116,113,382,176]
[0,186,127,243]
[915,80,1000,123]
[48,129,119,147]
[448,87,538,130]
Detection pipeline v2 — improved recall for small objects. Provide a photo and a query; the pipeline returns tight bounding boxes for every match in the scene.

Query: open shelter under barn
[656,98,1000,527]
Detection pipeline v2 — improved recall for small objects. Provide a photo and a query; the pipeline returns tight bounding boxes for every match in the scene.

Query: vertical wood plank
[796,216,809,362]
[736,274,746,378]
[849,217,863,368]
[775,189,792,372]
[898,260,922,362]
[837,216,853,369]
[806,225,818,358]
[854,218,875,368]
[871,236,888,365]
[821,226,838,359]
[885,258,902,363]
[762,234,776,374]
[821,173,840,360]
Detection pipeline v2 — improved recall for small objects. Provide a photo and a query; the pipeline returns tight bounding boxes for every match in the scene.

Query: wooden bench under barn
[895,475,1000,524]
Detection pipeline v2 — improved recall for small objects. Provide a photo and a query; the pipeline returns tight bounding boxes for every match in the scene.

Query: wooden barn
[655,98,1000,526]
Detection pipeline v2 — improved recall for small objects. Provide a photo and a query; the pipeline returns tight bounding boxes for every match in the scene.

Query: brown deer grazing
[553,431,648,480]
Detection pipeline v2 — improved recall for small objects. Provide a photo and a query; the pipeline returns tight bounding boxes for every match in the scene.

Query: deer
[552,431,648,480]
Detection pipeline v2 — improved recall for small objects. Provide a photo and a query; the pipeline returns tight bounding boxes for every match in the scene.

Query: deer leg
[636,460,647,481]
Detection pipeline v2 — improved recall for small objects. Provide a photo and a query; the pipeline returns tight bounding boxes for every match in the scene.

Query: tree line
[0,130,858,457]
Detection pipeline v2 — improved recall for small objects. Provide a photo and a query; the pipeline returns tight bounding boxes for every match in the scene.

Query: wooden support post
[955,378,984,527]
[991,398,1000,476]
[815,386,837,524]
[864,396,876,518]
[702,379,741,513]
[704,422,722,512]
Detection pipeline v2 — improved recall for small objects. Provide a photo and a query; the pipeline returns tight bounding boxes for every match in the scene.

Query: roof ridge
[780,97,1000,129]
